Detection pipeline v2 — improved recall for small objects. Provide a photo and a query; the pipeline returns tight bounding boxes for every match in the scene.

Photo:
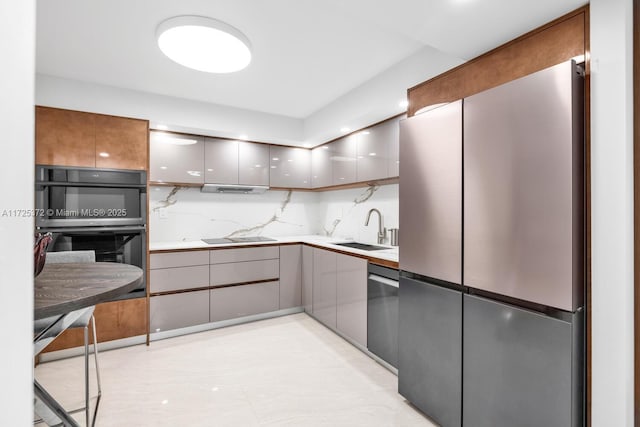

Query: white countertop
[149,235,399,264]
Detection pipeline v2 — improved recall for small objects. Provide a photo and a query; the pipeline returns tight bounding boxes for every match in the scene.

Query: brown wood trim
[149,177,399,192]
[311,177,399,192]
[150,286,212,297]
[408,6,587,115]
[302,242,398,269]
[148,181,203,188]
[211,278,279,290]
[634,0,640,424]
[35,105,147,123]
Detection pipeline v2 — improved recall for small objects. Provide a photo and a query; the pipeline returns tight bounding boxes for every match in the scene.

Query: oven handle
[37,225,146,233]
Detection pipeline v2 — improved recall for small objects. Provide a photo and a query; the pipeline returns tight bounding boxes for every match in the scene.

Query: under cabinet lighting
[157,16,252,73]
[399,100,409,109]
[156,124,168,130]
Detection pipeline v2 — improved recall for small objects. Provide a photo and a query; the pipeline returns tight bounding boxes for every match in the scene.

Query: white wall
[303,47,464,145]
[36,74,304,146]
[0,0,35,423]
[590,0,635,425]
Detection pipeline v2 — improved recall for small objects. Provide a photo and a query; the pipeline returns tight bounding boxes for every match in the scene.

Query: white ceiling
[36,0,586,125]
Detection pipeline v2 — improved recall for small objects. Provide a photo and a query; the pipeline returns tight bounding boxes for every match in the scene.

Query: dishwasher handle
[369,274,399,288]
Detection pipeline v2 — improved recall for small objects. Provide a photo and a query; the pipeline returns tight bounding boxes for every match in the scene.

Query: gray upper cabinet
[239,141,269,186]
[204,138,239,184]
[356,118,401,182]
[270,146,311,188]
[331,134,357,185]
[311,145,332,188]
[149,131,204,184]
[203,139,269,186]
[387,117,402,177]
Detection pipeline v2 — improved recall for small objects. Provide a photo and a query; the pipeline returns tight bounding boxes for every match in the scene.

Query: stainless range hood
[201,184,269,194]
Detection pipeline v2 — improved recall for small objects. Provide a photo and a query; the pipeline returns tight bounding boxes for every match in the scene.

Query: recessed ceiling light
[340,127,351,133]
[156,124,168,130]
[156,16,252,73]
[399,100,409,109]
[239,134,249,140]
[156,134,198,145]
[303,143,312,148]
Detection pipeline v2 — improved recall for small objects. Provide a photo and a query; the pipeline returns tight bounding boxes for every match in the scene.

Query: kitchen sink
[334,242,388,251]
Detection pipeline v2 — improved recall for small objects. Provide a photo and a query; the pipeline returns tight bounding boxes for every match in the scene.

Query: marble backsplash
[149,184,399,244]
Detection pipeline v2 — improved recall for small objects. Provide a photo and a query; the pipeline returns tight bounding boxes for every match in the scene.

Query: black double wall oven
[35,165,147,300]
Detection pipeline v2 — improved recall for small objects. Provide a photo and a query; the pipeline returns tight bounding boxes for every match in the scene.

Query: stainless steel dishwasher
[367,264,399,368]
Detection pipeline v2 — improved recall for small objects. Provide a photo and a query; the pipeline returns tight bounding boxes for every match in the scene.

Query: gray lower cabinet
[398,276,462,427]
[302,245,313,313]
[150,290,210,332]
[336,253,367,346]
[463,294,583,427]
[149,265,209,293]
[279,245,302,309]
[210,281,280,322]
[312,248,337,328]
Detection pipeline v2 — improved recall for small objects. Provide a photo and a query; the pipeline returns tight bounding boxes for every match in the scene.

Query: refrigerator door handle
[369,274,399,288]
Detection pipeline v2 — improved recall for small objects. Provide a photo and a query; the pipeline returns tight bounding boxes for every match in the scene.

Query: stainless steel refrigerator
[398,60,584,427]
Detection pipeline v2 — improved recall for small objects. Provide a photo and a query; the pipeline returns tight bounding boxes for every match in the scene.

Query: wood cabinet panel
[95,115,148,170]
[408,8,587,115]
[35,106,96,167]
[43,297,147,351]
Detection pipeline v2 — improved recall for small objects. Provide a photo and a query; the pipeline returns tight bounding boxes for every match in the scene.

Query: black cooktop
[201,236,277,245]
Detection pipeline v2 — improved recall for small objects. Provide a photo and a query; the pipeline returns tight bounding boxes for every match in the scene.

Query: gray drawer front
[150,265,209,293]
[150,291,210,332]
[210,259,279,286]
[210,281,279,322]
[210,246,279,264]
[150,251,209,269]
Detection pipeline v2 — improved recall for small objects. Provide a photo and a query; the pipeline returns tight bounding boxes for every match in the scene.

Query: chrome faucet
[365,208,386,244]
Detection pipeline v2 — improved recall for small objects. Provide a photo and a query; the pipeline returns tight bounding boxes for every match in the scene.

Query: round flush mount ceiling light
[156,16,252,73]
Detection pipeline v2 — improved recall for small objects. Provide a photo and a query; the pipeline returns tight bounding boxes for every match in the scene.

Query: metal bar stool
[39,250,102,427]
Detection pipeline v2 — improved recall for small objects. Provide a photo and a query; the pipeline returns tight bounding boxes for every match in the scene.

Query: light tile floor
[35,313,436,427]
